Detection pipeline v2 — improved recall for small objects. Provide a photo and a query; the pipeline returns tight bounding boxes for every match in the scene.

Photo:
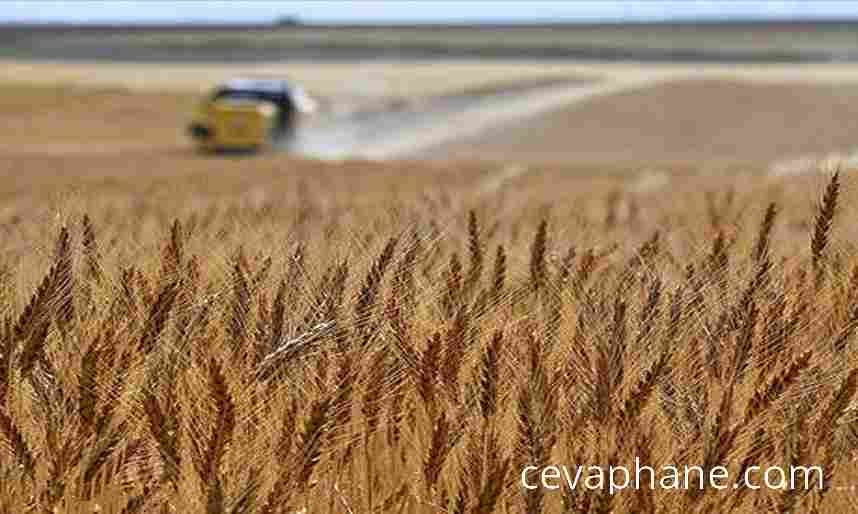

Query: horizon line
[6,15,858,27]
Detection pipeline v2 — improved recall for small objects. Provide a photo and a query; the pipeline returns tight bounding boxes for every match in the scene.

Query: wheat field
[1,154,858,513]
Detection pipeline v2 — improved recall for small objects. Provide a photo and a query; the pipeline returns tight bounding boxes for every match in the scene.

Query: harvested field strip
[435,79,858,164]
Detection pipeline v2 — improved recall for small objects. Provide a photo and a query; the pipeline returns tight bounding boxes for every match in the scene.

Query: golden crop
[0,157,856,513]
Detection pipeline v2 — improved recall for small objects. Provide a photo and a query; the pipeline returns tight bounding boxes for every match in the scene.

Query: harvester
[188,78,316,152]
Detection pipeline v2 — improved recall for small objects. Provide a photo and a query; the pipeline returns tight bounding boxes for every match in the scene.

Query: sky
[3,1,858,24]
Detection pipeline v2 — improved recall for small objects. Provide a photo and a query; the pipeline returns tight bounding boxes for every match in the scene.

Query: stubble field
[432,79,858,165]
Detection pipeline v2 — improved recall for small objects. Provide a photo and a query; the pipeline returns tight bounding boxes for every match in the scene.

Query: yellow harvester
[188,78,316,152]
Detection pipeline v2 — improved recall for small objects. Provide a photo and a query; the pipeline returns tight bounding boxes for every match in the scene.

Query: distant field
[0,59,598,107]
[7,69,858,167]
[432,79,858,165]
[4,21,858,61]
[6,57,858,106]
[0,84,191,152]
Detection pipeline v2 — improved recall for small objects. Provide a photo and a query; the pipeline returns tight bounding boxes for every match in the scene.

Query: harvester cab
[188,78,316,153]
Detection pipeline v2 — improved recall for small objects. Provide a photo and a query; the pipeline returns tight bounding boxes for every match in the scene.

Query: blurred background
[3,0,858,170]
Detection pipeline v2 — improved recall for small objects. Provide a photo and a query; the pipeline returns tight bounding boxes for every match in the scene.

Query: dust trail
[289,78,664,161]
[769,150,858,177]
[355,79,664,160]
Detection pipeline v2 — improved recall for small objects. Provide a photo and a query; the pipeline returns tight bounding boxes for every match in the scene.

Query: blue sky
[3,1,858,24]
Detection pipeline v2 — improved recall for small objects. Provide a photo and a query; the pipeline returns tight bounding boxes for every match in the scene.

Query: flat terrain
[0,84,190,151]
[7,61,858,168]
[0,58,598,110]
[8,58,858,98]
[5,21,858,61]
[432,79,858,165]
